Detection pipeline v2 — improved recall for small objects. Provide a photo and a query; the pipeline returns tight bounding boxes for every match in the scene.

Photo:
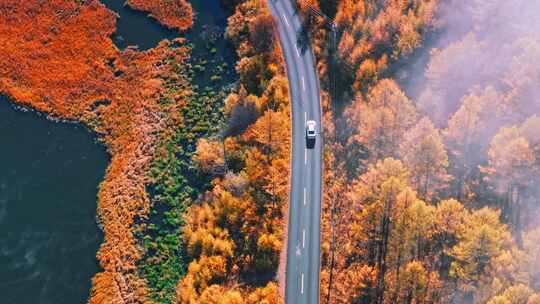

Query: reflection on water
[0,97,109,304]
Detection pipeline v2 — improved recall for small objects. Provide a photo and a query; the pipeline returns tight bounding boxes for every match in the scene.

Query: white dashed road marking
[283,14,289,27]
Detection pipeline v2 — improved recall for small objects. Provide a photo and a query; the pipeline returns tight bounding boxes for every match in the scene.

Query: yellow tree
[198,285,244,304]
[431,198,468,285]
[486,284,534,304]
[334,0,437,90]
[345,79,418,163]
[330,264,377,303]
[449,208,512,298]
[473,226,540,303]
[346,158,447,303]
[246,282,283,304]
[483,126,536,231]
[384,261,442,304]
[444,86,503,201]
[176,255,229,303]
[346,158,418,303]
[400,117,450,199]
[194,138,225,173]
[385,190,442,304]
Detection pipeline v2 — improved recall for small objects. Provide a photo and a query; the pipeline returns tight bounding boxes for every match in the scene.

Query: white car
[306,120,317,139]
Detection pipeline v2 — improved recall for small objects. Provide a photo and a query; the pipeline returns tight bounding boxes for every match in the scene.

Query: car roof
[307,121,316,132]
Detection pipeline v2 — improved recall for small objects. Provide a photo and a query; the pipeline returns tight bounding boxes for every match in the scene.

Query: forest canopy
[302,0,540,303]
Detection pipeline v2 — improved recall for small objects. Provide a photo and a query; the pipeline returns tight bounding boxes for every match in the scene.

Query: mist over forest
[413,0,540,227]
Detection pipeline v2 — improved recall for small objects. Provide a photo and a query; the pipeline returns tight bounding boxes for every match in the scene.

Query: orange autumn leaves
[0,0,193,303]
[314,0,540,302]
[297,0,437,93]
[335,0,437,91]
[0,0,117,117]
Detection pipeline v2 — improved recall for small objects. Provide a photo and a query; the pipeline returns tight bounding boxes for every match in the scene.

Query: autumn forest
[0,0,539,303]
[302,0,540,303]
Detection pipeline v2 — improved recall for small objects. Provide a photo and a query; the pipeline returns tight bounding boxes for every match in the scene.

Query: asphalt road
[268,1,323,303]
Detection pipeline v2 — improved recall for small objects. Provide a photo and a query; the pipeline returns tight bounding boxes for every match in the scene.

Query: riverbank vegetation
[131,0,290,302]
[298,0,540,303]
[136,52,231,303]
[173,0,289,302]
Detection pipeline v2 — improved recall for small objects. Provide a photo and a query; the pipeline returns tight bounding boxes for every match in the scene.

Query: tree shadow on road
[296,25,312,54]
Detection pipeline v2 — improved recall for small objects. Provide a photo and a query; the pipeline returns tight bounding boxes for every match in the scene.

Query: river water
[0,97,109,304]
[0,1,234,303]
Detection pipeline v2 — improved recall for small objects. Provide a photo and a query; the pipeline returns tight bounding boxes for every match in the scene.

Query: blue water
[0,97,109,304]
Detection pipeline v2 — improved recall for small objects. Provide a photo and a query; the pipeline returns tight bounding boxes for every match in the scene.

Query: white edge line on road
[304,187,306,205]
[302,229,306,248]
[301,273,304,294]
[304,112,307,124]
[296,45,300,57]
[282,14,289,27]
[302,77,306,91]
[305,148,307,164]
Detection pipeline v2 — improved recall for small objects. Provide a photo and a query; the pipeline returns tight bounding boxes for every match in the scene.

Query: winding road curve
[268,1,323,303]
